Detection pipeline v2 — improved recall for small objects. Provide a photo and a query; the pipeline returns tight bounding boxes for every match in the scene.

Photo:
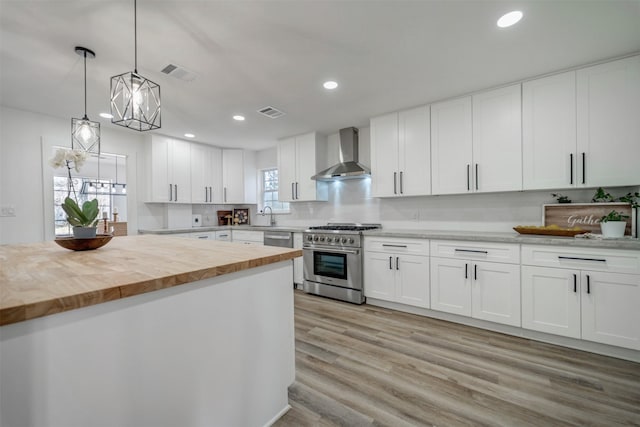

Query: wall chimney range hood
[312,127,370,181]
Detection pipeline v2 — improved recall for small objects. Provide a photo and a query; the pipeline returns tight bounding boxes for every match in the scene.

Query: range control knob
[313,236,319,241]
[349,238,355,244]
[307,236,313,241]
[326,237,333,243]
[341,238,347,243]
[320,237,325,242]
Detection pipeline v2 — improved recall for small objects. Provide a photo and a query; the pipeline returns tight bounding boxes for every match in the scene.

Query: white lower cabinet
[430,257,521,326]
[429,240,521,327]
[522,245,640,350]
[364,238,429,308]
[231,230,263,246]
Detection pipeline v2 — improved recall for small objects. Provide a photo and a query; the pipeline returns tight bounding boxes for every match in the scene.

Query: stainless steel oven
[302,223,380,304]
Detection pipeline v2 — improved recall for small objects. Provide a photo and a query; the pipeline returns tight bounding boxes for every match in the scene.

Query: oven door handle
[303,246,360,255]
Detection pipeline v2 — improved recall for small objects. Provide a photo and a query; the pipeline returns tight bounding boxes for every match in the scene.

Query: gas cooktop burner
[307,225,381,231]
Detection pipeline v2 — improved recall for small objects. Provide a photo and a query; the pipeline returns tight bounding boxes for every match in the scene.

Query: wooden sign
[543,203,635,237]
[217,210,232,226]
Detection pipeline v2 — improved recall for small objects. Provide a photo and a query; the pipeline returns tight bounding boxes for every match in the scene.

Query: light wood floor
[275,291,640,427]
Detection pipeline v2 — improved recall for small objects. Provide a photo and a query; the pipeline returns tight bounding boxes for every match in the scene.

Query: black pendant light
[110,0,161,131]
[72,46,100,154]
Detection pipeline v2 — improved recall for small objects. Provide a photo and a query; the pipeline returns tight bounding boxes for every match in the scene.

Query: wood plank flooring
[275,291,640,427]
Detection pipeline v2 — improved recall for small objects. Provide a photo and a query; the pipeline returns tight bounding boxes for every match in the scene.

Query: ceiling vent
[160,63,198,82]
[257,106,286,119]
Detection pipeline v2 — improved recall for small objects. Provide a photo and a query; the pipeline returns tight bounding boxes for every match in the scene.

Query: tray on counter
[513,227,585,237]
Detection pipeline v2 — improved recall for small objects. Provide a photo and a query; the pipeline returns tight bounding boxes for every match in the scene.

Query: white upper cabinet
[277,132,327,202]
[431,85,522,195]
[431,97,473,195]
[148,135,191,203]
[191,144,223,204]
[370,105,430,197]
[523,71,577,190]
[472,84,522,193]
[222,149,250,204]
[577,55,640,187]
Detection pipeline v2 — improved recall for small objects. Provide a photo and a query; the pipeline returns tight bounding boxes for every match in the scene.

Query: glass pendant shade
[110,71,161,131]
[71,116,100,154]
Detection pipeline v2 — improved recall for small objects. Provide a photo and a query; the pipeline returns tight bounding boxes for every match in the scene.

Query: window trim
[259,167,290,214]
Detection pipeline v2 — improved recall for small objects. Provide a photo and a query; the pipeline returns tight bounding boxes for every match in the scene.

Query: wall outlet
[0,205,16,217]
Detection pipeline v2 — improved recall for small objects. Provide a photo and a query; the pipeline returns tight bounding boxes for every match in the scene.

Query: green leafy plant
[600,210,629,223]
[61,197,99,228]
[618,191,640,209]
[591,187,615,203]
[551,193,571,203]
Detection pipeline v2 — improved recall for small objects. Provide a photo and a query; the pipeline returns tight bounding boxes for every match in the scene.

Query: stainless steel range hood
[312,127,370,181]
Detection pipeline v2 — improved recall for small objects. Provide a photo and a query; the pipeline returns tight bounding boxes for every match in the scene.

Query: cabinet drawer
[430,240,520,264]
[232,230,263,243]
[364,237,429,256]
[522,245,640,275]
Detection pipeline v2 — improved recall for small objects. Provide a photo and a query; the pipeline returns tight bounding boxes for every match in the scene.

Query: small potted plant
[551,193,571,204]
[61,197,100,238]
[600,210,629,238]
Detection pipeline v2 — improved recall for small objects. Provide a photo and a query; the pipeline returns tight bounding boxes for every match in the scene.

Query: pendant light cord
[83,50,88,119]
[134,0,138,73]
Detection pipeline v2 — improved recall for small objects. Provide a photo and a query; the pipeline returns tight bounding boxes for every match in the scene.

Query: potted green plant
[61,197,100,238]
[600,210,629,238]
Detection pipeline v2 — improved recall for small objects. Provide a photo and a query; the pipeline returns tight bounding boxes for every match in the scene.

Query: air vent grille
[160,63,197,82]
[257,106,286,119]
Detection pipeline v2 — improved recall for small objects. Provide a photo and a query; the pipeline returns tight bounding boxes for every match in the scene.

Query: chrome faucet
[261,206,276,226]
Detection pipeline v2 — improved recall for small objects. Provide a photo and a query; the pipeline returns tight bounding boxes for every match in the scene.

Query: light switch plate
[0,205,16,217]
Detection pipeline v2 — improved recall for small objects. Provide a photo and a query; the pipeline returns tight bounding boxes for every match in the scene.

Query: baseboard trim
[263,404,291,427]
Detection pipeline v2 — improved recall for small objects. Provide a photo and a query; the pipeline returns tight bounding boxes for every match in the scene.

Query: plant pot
[600,221,626,238]
[72,226,97,239]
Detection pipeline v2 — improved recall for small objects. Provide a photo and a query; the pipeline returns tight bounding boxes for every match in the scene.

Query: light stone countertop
[138,225,309,234]
[363,229,640,250]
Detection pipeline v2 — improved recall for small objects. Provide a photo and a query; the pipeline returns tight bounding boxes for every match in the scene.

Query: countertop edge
[362,230,640,250]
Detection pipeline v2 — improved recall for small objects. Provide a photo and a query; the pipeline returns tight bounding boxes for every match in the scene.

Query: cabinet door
[472,261,521,327]
[277,137,297,202]
[149,136,171,202]
[521,266,581,338]
[430,97,473,195]
[210,147,224,204]
[472,85,522,193]
[190,143,209,204]
[430,257,471,316]
[370,112,400,197]
[364,252,396,301]
[398,106,430,196]
[170,139,192,203]
[577,55,640,187]
[295,133,319,201]
[293,233,304,285]
[581,271,640,350]
[395,254,430,308]
[523,71,577,190]
[222,149,244,203]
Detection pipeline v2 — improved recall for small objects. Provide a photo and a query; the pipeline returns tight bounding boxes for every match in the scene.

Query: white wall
[0,106,145,244]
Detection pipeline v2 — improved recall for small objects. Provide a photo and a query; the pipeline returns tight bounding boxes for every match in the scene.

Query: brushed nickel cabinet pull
[292,182,295,200]
[395,257,399,270]
[455,249,488,254]
[382,244,408,248]
[393,172,397,194]
[399,171,404,194]
[475,164,479,190]
[169,184,173,201]
[175,184,178,201]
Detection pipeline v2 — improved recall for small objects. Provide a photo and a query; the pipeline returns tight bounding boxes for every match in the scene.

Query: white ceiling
[1,0,639,151]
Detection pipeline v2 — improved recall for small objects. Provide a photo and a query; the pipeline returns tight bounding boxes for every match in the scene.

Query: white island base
[0,262,295,427]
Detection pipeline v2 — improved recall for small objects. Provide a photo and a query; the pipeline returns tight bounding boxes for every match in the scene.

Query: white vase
[600,221,626,238]
[73,226,97,239]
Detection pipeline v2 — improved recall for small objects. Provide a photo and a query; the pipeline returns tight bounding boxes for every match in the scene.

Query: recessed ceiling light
[497,11,523,28]
[323,81,338,90]
[99,112,113,119]
[233,115,245,121]
[184,133,195,138]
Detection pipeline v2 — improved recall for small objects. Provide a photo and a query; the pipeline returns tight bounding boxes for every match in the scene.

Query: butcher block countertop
[0,235,302,326]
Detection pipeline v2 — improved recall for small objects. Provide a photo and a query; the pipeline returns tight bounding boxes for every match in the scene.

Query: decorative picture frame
[233,208,249,225]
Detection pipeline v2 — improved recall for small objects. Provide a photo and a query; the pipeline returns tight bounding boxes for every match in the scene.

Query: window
[261,168,289,213]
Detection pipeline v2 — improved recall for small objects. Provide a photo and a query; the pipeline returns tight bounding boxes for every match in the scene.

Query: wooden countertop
[0,235,302,326]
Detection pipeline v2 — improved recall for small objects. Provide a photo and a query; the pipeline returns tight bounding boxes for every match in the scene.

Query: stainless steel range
[303,223,381,304]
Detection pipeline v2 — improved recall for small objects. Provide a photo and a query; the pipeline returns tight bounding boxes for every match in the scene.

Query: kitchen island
[0,235,301,427]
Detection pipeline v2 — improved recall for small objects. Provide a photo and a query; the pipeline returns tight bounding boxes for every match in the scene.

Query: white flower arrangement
[49,148,87,172]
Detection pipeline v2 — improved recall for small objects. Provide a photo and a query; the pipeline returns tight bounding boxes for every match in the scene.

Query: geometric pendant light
[71,46,101,154]
[110,0,161,131]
